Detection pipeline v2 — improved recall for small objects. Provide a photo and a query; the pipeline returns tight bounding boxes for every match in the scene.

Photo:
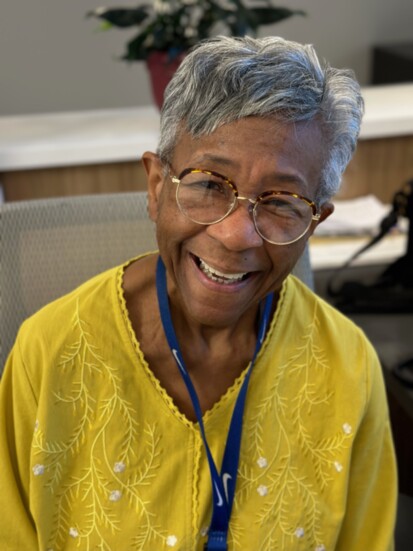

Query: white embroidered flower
[257,484,268,496]
[342,423,352,435]
[257,457,268,468]
[315,545,326,551]
[109,490,122,502]
[295,527,305,538]
[34,419,39,432]
[69,527,79,538]
[166,535,178,547]
[200,526,209,537]
[113,461,126,473]
[32,464,45,476]
[334,461,343,472]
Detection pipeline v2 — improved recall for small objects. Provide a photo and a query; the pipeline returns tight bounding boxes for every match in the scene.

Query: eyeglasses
[170,167,320,245]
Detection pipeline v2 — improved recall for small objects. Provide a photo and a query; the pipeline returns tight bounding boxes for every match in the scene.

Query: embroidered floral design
[232,303,354,550]
[109,490,122,502]
[32,300,167,551]
[166,535,178,547]
[113,461,126,473]
[257,457,268,469]
[294,527,305,538]
[334,461,343,473]
[69,527,79,538]
[257,485,268,497]
[32,464,45,476]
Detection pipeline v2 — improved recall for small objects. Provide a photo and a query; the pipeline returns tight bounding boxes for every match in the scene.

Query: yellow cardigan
[0,258,397,550]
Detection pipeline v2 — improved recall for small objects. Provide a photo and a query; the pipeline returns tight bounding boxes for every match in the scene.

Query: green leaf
[249,7,306,26]
[87,7,151,28]
[98,21,114,31]
[88,1,306,62]
[123,31,152,61]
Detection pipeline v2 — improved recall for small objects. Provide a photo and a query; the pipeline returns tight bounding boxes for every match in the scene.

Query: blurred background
[1,0,412,115]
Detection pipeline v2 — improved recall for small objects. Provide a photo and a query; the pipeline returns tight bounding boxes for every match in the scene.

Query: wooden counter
[1,84,412,202]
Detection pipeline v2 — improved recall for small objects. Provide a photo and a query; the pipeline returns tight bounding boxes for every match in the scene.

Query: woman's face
[145,116,333,329]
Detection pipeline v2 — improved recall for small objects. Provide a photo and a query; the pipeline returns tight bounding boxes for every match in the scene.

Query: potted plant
[88,0,305,108]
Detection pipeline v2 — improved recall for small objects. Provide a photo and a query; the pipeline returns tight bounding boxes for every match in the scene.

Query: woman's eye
[194,179,226,193]
[266,198,292,210]
[263,198,303,219]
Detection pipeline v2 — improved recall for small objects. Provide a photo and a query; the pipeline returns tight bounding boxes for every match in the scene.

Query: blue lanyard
[156,257,273,550]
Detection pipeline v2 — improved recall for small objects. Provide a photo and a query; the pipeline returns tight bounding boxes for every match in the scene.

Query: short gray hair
[158,36,364,203]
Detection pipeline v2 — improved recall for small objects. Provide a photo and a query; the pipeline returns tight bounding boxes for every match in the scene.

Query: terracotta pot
[146,51,186,110]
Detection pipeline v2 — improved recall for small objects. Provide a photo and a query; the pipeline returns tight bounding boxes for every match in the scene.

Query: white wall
[1,0,412,115]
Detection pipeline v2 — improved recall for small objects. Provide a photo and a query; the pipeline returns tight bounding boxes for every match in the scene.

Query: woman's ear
[142,151,164,222]
[307,201,334,238]
[318,201,335,224]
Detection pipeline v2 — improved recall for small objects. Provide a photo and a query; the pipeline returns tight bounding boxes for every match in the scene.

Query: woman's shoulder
[14,261,136,368]
[286,274,367,337]
[15,253,158,358]
[282,274,379,374]
[22,264,120,330]
[3,263,126,393]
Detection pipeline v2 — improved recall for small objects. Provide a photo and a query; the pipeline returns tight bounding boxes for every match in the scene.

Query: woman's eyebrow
[270,173,307,187]
[190,154,308,189]
[191,153,238,168]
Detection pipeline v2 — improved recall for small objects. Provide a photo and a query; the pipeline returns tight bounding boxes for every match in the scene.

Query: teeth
[199,258,247,284]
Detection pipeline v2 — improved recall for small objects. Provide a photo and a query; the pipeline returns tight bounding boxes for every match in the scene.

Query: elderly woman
[0,36,396,550]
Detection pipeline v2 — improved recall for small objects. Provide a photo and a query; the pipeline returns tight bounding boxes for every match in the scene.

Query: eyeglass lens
[176,170,314,244]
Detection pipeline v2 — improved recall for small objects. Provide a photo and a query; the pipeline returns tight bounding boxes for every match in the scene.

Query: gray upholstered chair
[0,191,313,372]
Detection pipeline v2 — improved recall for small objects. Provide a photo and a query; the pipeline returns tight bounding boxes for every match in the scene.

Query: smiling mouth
[194,255,251,285]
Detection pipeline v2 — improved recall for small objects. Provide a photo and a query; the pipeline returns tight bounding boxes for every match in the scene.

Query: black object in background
[327,180,413,313]
[372,42,413,85]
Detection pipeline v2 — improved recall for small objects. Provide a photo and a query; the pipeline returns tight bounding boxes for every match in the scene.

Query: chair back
[0,191,313,372]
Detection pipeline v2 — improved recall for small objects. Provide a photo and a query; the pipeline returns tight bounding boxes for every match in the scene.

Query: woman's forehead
[171,117,325,197]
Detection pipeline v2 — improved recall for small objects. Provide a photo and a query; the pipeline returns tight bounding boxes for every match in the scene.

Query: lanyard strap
[156,257,273,549]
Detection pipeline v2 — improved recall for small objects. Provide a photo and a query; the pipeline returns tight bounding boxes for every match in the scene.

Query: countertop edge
[1,84,412,172]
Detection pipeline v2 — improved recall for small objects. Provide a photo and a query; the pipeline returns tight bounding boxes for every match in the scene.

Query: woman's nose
[206,200,263,251]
